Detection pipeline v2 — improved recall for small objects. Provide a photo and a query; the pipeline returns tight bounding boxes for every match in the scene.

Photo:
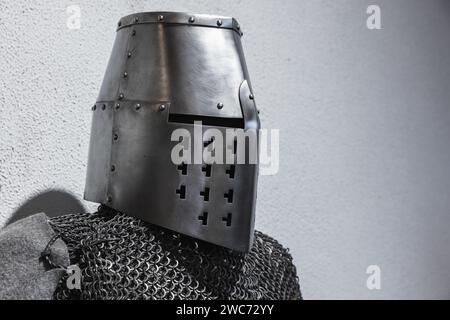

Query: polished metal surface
[85,12,260,252]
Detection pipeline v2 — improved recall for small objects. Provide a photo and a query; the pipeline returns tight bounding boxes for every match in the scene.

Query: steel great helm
[84,12,260,252]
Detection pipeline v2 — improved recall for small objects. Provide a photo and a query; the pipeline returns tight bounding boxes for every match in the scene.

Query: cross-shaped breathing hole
[177,162,187,175]
[204,137,215,157]
[222,213,232,227]
[175,185,186,199]
[224,189,234,203]
[226,165,235,179]
[200,187,210,201]
[202,164,212,177]
[198,212,208,225]
[203,137,215,147]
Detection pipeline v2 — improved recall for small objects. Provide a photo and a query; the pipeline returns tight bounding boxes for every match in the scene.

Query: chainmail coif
[49,205,301,300]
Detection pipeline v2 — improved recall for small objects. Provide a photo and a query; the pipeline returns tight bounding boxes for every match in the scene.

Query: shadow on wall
[5,190,86,226]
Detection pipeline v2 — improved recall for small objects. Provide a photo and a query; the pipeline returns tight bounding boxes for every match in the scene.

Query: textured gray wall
[1,0,449,299]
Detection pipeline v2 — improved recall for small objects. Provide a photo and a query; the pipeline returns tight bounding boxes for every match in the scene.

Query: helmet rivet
[106,195,112,203]
[127,51,132,58]
[217,102,224,109]
[217,19,222,26]
[158,15,164,21]
[115,103,120,109]
[159,104,166,111]
[132,30,136,36]
[236,24,240,30]
[189,16,195,23]
[123,71,128,78]
[135,103,141,110]
[257,109,260,114]
[134,17,139,23]
[111,165,116,172]
[118,93,124,100]
[118,21,121,27]
[249,93,254,100]
[92,105,96,111]
[102,104,106,110]
[113,133,119,141]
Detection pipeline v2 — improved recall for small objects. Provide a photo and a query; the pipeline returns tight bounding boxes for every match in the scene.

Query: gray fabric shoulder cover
[0,213,69,300]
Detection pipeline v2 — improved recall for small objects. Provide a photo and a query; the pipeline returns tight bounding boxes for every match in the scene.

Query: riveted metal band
[117,12,243,36]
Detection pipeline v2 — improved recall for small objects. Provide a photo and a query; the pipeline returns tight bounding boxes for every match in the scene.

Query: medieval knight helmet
[84,12,260,252]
